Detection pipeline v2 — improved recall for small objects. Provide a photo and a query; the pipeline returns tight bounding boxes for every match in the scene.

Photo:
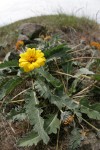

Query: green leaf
[61,54,72,74]
[80,99,100,120]
[36,68,62,88]
[0,76,23,100]
[7,108,26,121]
[33,77,78,111]
[34,79,51,99]
[25,90,49,144]
[62,60,72,75]
[62,95,78,110]
[18,130,41,146]
[50,94,78,110]
[50,94,65,109]
[93,74,100,81]
[33,78,74,110]
[0,60,18,69]
[44,114,60,134]
[44,44,69,58]
[0,77,8,89]
[33,78,67,109]
[90,103,100,112]
[69,78,80,95]
[68,128,82,150]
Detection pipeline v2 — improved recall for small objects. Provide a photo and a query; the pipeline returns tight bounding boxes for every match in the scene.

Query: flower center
[29,56,36,63]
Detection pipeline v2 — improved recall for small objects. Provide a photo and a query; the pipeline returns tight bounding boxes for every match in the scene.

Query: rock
[79,132,100,150]
[19,23,45,39]
[3,51,19,62]
[91,31,100,42]
[17,34,29,41]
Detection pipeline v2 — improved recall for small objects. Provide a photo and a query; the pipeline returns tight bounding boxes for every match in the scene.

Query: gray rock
[79,132,100,150]
[18,34,29,41]
[19,23,44,39]
[91,31,100,42]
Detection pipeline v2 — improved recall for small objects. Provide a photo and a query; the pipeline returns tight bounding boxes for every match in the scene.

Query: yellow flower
[16,40,24,50]
[19,48,46,72]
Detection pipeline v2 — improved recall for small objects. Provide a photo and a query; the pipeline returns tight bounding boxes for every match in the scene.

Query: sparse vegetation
[0,14,98,53]
[0,14,100,150]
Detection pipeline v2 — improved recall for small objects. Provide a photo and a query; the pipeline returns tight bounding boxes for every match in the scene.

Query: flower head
[16,40,24,50]
[90,41,100,50]
[19,48,46,72]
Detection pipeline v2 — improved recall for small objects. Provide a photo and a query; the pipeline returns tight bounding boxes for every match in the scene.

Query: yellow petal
[36,58,46,65]
[19,58,27,63]
[32,62,40,68]
[27,48,35,56]
[36,51,44,58]
[19,62,30,67]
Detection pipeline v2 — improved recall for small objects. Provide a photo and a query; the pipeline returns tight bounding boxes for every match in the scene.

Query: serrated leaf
[80,99,100,120]
[13,113,26,121]
[50,94,78,110]
[34,78,74,110]
[0,76,23,100]
[69,128,82,150]
[25,90,49,144]
[33,77,78,111]
[7,108,26,121]
[44,114,60,134]
[0,60,18,69]
[44,44,69,58]
[18,130,41,146]
[36,68,62,88]
[50,94,65,109]
[34,79,51,99]
[33,78,68,109]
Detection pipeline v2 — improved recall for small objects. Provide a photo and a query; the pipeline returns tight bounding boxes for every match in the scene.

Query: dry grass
[0,14,99,59]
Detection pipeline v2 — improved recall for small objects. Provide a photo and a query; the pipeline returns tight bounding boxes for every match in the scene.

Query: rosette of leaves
[0,42,100,148]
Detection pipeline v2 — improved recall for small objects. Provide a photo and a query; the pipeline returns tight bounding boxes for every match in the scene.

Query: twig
[54,71,91,80]
[73,95,88,99]
[55,71,77,78]
[63,57,100,63]
[73,81,96,97]
[10,99,24,103]
[71,43,82,50]
[10,87,31,101]
[82,117,99,132]
[56,121,61,150]
[1,112,16,135]
[68,48,85,54]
